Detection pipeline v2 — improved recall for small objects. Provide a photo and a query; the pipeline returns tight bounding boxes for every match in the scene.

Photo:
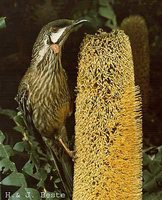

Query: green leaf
[36,168,48,188]
[0,130,5,143]
[143,152,151,166]
[55,178,61,184]
[0,17,6,29]
[44,163,52,174]
[13,141,28,152]
[98,0,108,6]
[0,158,16,173]
[13,113,25,126]
[143,180,158,192]
[1,172,27,187]
[13,126,25,134]
[105,19,116,29]
[158,145,162,153]
[143,161,162,192]
[98,5,114,18]
[149,161,162,174]
[98,3,117,28]
[143,191,162,200]
[0,144,14,158]
[23,161,47,185]
[99,6,110,19]
[143,146,162,194]
[9,187,40,200]
[22,161,35,178]
[155,146,162,163]
[0,107,17,119]
[143,169,152,183]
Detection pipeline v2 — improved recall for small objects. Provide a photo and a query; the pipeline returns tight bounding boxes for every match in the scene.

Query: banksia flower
[121,15,150,114]
[73,30,142,200]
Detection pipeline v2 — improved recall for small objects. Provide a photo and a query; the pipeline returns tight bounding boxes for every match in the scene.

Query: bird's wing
[15,82,48,151]
[16,82,32,130]
[48,140,73,199]
[16,83,73,199]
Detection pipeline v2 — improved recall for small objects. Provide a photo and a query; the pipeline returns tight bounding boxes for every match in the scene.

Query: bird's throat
[50,44,60,54]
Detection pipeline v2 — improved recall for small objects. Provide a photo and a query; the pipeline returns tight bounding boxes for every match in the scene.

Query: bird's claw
[68,150,77,162]
[58,138,77,161]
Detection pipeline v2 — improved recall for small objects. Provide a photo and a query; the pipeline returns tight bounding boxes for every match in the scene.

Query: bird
[15,19,87,199]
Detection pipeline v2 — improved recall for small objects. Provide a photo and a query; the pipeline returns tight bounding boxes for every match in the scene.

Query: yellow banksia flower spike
[121,15,150,114]
[73,30,142,200]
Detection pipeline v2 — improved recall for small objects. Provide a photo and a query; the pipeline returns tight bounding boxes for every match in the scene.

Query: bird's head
[31,19,88,67]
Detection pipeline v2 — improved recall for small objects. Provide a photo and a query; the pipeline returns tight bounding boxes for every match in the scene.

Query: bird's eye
[52,27,58,33]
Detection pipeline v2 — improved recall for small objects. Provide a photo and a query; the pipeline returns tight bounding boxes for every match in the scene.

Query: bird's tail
[22,115,73,199]
[61,149,73,196]
[47,140,73,200]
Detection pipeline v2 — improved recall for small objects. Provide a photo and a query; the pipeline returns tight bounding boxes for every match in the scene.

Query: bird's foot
[69,150,77,162]
[59,138,76,161]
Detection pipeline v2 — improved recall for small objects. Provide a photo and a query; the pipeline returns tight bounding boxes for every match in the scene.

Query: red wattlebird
[16,19,87,199]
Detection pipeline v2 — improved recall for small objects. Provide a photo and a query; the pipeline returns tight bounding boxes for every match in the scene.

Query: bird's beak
[72,19,89,28]
[58,19,88,46]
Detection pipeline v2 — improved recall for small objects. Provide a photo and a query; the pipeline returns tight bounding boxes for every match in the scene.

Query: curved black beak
[57,19,88,46]
[73,19,89,27]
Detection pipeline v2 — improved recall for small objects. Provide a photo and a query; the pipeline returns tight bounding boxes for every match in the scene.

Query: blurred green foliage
[70,0,117,29]
[143,147,162,199]
[0,17,6,29]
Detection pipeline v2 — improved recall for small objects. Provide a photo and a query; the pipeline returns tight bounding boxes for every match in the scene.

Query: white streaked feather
[50,27,67,43]
[39,38,49,60]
